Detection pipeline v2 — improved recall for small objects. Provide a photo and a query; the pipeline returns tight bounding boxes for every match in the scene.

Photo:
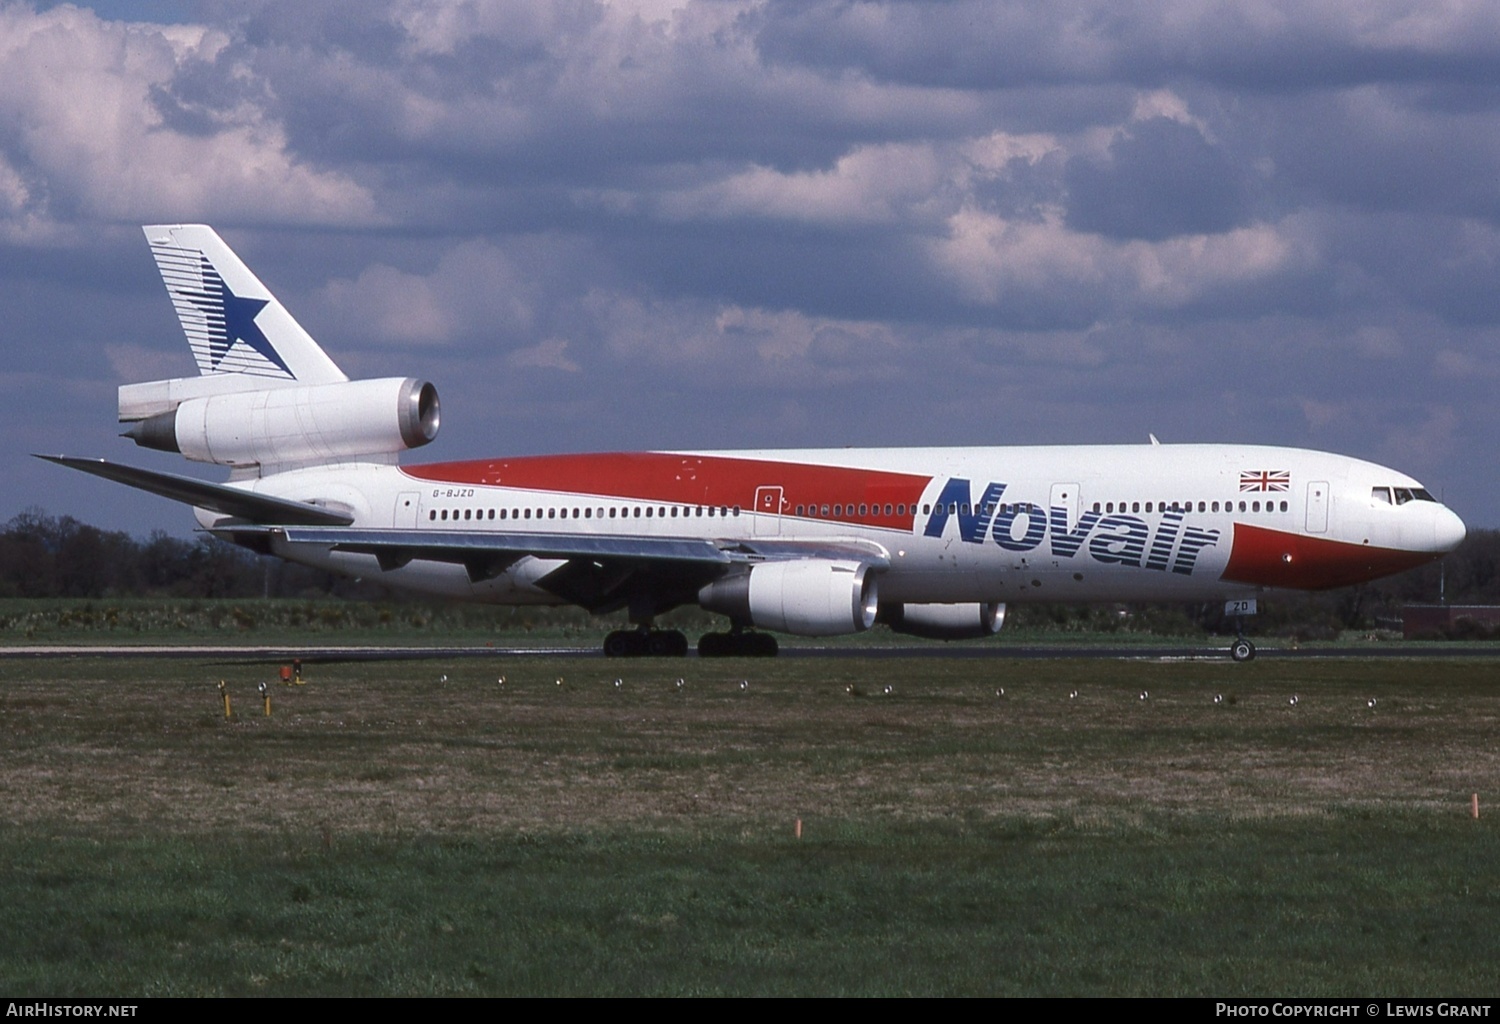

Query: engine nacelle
[881,601,1006,641]
[698,559,879,636]
[125,377,439,468]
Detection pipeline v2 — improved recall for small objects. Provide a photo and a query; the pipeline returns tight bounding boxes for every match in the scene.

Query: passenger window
[1280,501,1288,512]
[428,510,436,521]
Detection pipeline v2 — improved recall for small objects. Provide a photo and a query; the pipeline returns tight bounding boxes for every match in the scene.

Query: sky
[3,0,1499,537]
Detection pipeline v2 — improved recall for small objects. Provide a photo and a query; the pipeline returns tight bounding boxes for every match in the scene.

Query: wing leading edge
[36,455,354,526]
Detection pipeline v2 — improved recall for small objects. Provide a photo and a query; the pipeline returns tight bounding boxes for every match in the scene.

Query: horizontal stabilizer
[36,455,354,526]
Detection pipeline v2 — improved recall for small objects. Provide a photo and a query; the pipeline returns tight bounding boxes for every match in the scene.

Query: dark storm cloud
[1064,116,1253,241]
[753,0,1500,93]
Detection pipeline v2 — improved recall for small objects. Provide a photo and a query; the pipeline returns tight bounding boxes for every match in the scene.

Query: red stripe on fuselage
[1222,522,1440,590]
[403,453,931,530]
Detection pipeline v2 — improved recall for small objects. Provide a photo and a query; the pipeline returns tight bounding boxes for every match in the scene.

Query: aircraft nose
[1435,506,1466,553]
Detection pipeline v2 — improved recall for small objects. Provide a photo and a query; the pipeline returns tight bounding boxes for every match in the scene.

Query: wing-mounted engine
[698,559,879,636]
[122,376,440,469]
[880,601,1006,640]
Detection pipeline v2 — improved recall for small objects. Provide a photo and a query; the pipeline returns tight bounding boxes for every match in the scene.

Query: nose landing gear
[1224,598,1258,662]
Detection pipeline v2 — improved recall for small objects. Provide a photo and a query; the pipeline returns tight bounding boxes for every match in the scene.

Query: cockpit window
[1376,486,1438,505]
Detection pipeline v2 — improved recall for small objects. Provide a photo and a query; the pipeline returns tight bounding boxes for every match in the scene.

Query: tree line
[0,509,365,601]
[2,508,1497,634]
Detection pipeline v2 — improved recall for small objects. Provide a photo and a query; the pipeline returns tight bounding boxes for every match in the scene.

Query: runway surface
[2,642,1497,662]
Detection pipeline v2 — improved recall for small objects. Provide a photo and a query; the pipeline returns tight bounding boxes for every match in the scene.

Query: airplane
[42,224,1467,661]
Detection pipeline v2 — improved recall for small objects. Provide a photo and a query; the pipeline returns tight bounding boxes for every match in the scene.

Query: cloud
[507,337,580,372]
[6,0,1500,533]
[316,238,538,346]
[0,3,376,233]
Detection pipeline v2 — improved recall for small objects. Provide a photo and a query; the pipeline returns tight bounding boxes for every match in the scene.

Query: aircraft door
[1050,482,1080,530]
[396,491,420,529]
[1305,481,1329,534]
[754,486,784,536]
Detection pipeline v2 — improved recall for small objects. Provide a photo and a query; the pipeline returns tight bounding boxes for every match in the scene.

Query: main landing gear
[602,628,689,658]
[697,630,778,658]
[600,627,779,658]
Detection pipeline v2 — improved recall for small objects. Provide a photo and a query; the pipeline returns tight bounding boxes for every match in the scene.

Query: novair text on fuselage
[921,478,1222,577]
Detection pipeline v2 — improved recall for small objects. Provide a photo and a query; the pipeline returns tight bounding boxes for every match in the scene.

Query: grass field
[2,654,1498,995]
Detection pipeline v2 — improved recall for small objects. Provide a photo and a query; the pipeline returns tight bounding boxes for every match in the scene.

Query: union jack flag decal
[1240,470,1290,492]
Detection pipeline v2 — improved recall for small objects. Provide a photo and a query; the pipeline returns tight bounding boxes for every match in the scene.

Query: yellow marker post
[218,680,232,720]
[260,681,271,717]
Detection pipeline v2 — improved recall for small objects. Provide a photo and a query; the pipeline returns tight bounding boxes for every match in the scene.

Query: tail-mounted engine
[122,377,439,469]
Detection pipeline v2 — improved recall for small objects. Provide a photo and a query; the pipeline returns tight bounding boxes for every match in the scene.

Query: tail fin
[142,224,346,385]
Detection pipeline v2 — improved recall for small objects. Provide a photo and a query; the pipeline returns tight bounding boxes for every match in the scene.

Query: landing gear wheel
[606,629,688,657]
[604,630,641,657]
[1230,638,1256,663]
[697,631,780,658]
[648,630,689,657]
[748,632,778,657]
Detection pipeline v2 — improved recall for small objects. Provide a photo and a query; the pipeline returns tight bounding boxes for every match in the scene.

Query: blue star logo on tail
[179,256,293,377]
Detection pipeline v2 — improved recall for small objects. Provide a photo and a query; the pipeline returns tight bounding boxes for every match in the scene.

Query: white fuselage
[231,443,1465,608]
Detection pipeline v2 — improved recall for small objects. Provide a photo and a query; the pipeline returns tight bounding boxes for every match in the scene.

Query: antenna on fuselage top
[1149,433,1161,446]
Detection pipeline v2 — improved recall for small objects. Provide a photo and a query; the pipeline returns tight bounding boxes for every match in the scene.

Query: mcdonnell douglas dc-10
[43,225,1466,660]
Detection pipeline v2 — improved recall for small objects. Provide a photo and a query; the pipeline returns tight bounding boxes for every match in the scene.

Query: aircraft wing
[36,455,355,526]
[227,526,890,616]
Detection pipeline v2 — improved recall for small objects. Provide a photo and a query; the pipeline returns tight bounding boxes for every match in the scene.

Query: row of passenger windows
[429,498,1292,523]
[1091,499,1289,515]
[431,504,743,523]
[797,503,910,517]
